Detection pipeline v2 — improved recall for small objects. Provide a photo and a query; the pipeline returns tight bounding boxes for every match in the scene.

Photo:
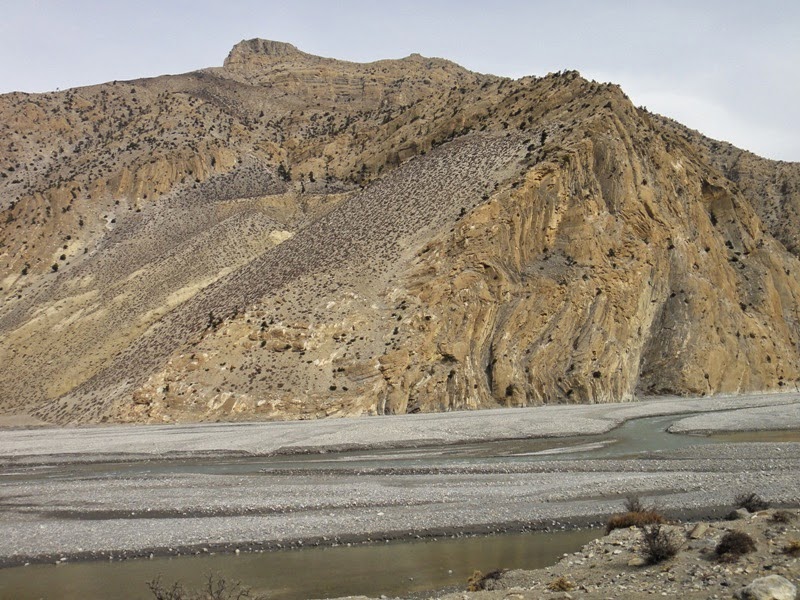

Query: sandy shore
[1,393,799,569]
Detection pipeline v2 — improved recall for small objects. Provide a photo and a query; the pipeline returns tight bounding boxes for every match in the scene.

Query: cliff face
[1,40,798,425]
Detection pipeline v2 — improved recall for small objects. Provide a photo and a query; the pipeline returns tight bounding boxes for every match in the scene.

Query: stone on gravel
[689,522,708,539]
[736,575,797,600]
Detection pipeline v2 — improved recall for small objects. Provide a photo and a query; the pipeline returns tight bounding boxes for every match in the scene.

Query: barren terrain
[1,40,799,424]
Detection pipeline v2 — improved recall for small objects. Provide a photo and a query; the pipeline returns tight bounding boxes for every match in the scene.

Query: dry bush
[147,574,254,600]
[466,569,504,592]
[547,576,575,591]
[623,495,645,513]
[606,510,666,533]
[606,495,665,533]
[734,492,770,512]
[715,531,756,561]
[147,578,187,600]
[783,539,800,557]
[640,525,680,565]
[771,510,795,524]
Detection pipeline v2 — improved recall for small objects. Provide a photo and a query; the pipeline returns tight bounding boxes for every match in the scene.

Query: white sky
[2,0,797,161]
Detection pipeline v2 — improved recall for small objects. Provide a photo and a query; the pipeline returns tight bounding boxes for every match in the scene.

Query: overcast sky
[2,0,797,161]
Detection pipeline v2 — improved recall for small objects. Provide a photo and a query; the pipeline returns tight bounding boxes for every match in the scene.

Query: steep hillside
[0,40,798,425]
[653,114,800,258]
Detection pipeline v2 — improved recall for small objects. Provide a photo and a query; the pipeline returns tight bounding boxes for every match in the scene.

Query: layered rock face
[0,40,798,424]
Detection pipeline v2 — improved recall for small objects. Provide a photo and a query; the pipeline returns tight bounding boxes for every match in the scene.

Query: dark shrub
[640,524,680,564]
[715,531,756,561]
[734,492,770,512]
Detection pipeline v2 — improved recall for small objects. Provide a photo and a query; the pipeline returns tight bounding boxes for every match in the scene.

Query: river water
[0,529,599,600]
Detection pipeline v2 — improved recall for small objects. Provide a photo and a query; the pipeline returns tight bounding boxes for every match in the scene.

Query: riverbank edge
[0,504,749,570]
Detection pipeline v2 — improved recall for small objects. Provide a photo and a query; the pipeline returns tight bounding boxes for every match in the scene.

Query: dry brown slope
[31,132,528,423]
[1,48,619,424]
[0,39,489,281]
[0,41,799,424]
[0,40,505,423]
[120,85,800,423]
[397,108,800,406]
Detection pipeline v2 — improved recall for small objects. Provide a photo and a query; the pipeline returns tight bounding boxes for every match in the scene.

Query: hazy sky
[2,1,798,161]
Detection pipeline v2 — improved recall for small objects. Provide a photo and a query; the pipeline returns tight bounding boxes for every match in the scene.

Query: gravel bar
[0,392,799,567]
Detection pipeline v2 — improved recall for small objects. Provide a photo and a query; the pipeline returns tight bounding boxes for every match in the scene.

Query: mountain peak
[223,39,304,68]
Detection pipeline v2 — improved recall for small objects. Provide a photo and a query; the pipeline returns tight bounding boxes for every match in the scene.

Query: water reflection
[0,529,599,600]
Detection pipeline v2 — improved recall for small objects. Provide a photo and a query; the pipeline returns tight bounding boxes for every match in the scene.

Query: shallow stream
[11,414,799,482]
[0,529,599,600]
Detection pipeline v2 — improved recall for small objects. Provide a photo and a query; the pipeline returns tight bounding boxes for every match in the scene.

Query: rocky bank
[386,509,800,600]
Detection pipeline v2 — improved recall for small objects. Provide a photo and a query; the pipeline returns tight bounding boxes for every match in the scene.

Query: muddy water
[0,529,599,600]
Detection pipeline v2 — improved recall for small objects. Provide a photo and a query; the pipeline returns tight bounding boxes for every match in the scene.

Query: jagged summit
[0,43,799,425]
[223,39,306,67]
[221,38,473,78]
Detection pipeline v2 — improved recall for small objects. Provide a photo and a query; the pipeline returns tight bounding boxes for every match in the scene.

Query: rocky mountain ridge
[0,40,798,424]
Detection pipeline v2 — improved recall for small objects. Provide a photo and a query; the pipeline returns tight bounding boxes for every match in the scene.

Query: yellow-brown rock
[0,40,798,424]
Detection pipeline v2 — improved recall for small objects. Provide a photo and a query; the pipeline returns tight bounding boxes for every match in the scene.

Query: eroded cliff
[1,41,798,424]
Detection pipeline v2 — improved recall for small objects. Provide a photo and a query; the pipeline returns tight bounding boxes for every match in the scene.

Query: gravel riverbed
[1,393,799,569]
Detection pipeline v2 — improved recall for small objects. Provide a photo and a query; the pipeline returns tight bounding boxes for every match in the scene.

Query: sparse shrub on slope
[715,530,756,561]
[639,524,681,565]
[606,496,666,533]
[547,575,575,591]
[735,492,770,512]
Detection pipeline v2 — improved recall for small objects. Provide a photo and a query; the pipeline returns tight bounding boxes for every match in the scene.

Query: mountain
[1,40,799,425]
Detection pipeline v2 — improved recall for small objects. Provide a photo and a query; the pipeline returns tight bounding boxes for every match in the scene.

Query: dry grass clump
[547,576,575,592]
[606,510,666,533]
[606,497,666,533]
[466,569,504,592]
[640,525,680,565]
[715,530,756,561]
[734,492,770,512]
[783,539,800,557]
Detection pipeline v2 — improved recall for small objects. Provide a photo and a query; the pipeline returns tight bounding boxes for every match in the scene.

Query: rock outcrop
[738,575,797,600]
[0,40,798,424]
